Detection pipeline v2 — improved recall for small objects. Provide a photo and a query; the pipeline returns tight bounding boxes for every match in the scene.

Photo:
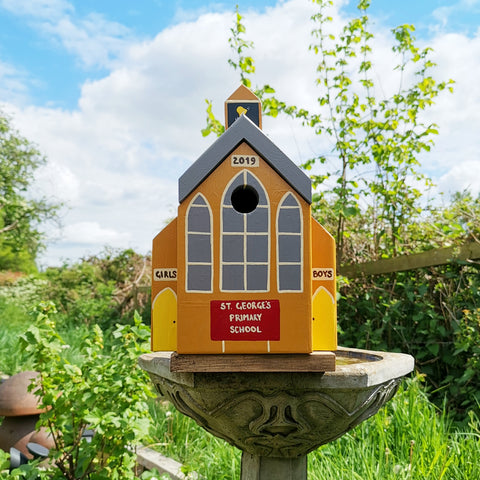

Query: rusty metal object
[0,371,46,416]
[0,371,53,457]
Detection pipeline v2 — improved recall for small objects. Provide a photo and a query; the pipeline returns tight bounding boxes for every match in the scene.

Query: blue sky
[1,0,479,266]
[0,1,279,109]
[2,1,479,110]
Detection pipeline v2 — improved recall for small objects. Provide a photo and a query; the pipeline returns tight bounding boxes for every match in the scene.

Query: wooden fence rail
[338,241,480,278]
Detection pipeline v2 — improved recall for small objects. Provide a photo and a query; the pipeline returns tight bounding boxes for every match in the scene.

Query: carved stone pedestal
[139,347,414,479]
[241,453,306,480]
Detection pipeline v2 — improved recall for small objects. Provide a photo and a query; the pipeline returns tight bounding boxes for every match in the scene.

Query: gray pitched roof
[178,115,311,204]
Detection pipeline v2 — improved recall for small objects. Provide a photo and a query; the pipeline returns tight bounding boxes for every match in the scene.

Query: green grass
[147,376,480,480]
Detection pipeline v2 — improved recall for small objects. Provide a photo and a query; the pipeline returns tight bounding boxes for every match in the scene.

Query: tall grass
[309,376,480,479]
[148,376,480,480]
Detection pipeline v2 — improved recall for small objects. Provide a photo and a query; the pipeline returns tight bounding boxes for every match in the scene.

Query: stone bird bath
[139,347,414,479]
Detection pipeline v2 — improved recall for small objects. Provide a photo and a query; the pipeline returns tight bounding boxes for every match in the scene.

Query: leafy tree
[204,0,453,264]
[0,111,61,270]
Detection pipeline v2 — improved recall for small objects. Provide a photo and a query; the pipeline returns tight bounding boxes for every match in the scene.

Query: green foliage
[201,99,225,137]
[337,192,480,416]
[0,244,37,273]
[228,5,255,88]
[338,256,480,416]
[454,308,480,408]
[0,111,62,268]
[0,248,151,331]
[0,296,37,374]
[9,302,155,480]
[407,191,480,249]
[304,0,452,262]
[41,260,119,329]
[204,1,453,265]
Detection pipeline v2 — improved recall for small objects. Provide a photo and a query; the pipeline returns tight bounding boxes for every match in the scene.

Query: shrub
[8,302,156,479]
[338,260,480,416]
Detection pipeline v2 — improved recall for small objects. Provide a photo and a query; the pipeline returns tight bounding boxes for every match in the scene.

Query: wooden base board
[169,351,336,373]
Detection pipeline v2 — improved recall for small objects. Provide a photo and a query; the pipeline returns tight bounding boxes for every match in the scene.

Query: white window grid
[220,170,270,292]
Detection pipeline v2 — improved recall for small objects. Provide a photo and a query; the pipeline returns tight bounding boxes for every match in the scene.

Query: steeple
[224,84,262,129]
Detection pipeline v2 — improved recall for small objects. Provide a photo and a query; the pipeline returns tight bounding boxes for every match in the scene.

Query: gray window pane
[282,193,298,207]
[188,234,211,262]
[223,235,244,262]
[224,175,244,205]
[278,235,301,262]
[247,235,268,262]
[222,265,244,290]
[192,195,207,206]
[247,207,268,232]
[279,265,302,291]
[246,172,268,205]
[187,265,211,291]
[223,207,244,232]
[278,208,301,233]
[188,206,210,232]
[247,265,268,291]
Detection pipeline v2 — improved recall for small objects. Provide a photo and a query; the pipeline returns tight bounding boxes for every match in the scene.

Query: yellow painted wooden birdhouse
[151,85,337,355]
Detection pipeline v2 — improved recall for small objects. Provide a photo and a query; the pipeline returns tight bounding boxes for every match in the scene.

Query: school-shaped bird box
[151,85,337,354]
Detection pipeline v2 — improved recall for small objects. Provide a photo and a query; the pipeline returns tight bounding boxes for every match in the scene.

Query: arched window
[186,194,212,292]
[221,170,269,291]
[277,192,303,292]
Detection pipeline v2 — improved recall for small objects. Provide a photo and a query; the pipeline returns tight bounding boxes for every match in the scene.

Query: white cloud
[0,0,73,18]
[438,160,480,197]
[2,0,480,266]
[47,13,131,68]
[39,220,133,268]
[0,0,131,69]
[416,31,480,194]
[432,0,480,32]
[62,221,131,246]
[0,60,31,105]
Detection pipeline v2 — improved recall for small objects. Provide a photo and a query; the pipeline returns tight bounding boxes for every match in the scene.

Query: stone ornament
[139,347,413,461]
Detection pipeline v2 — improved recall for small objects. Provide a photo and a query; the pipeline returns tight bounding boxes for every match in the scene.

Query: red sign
[210,300,280,341]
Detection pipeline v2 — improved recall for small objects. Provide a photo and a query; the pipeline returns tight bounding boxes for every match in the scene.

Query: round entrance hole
[231,185,259,214]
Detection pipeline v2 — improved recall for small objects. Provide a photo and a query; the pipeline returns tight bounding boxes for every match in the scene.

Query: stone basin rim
[139,346,414,390]
[325,346,414,388]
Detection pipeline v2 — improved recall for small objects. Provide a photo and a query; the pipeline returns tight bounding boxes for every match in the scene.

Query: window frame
[277,192,304,292]
[185,193,213,293]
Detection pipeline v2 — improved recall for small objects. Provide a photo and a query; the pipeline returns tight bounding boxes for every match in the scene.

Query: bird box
[151,85,337,355]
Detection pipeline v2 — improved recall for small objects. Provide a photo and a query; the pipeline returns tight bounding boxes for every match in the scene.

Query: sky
[0,0,479,267]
